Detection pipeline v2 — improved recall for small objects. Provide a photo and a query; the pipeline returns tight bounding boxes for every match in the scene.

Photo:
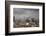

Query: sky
[13,8,39,20]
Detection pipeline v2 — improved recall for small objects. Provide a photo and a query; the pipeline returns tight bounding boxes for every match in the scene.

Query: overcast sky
[13,8,39,20]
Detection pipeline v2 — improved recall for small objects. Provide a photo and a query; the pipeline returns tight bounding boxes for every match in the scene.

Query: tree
[31,18,35,22]
[26,18,30,23]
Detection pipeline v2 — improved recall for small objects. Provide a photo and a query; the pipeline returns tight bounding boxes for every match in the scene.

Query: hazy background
[13,8,39,20]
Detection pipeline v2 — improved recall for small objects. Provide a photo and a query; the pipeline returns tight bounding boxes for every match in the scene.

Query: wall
[0,0,46,36]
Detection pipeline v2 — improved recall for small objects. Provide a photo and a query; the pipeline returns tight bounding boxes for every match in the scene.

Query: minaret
[13,16,15,22]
